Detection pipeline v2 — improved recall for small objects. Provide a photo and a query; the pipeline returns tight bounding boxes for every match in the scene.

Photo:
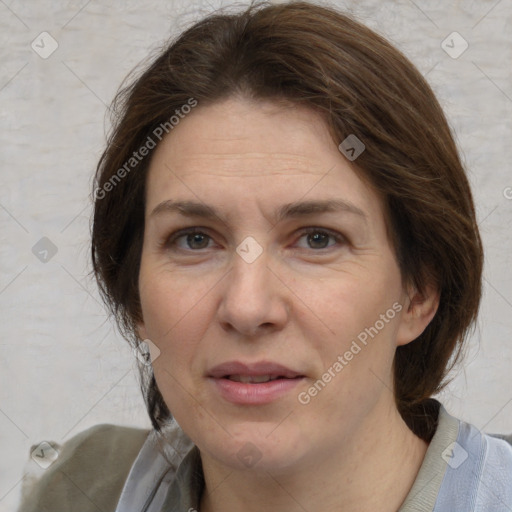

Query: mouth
[208,361,305,404]
[225,374,296,383]
[208,360,304,380]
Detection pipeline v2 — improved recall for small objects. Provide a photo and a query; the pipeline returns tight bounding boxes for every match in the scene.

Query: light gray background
[1,0,511,509]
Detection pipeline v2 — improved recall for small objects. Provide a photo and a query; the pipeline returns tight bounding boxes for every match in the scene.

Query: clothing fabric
[18,424,149,512]
[18,401,512,512]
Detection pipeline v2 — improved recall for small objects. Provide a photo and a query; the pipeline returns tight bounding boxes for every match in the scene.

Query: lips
[208,361,304,380]
[228,375,282,383]
[208,361,305,405]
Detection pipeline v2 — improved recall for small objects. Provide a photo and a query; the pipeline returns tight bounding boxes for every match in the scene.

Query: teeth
[228,375,281,383]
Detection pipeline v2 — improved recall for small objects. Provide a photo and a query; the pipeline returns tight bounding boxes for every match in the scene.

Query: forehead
[145,97,381,219]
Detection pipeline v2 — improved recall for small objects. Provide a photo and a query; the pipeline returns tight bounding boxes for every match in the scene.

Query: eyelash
[163,227,346,252]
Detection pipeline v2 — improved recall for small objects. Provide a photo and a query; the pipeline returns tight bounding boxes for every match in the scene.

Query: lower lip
[210,377,304,405]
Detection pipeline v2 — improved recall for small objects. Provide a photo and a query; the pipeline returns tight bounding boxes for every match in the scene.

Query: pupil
[188,233,208,249]
[309,232,328,248]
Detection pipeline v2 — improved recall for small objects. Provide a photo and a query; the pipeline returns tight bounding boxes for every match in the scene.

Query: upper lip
[208,361,304,379]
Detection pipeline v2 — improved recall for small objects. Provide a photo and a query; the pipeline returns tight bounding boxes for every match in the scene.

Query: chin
[197,421,308,472]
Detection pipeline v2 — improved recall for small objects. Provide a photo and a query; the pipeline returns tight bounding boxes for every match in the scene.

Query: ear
[396,283,440,347]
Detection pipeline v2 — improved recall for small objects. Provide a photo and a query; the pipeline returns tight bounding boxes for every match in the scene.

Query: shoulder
[487,431,512,446]
[478,429,512,502]
[401,402,512,511]
[438,413,512,509]
[18,423,150,512]
[458,419,512,474]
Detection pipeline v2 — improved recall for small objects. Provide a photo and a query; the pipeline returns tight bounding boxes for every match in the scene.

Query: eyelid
[161,226,217,250]
[292,226,347,249]
[162,225,347,252]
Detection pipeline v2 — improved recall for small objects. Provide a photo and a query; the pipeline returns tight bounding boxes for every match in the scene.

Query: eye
[165,228,215,251]
[162,226,346,253]
[294,228,345,250]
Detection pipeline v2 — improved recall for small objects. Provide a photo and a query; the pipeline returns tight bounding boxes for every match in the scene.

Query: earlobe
[396,284,440,347]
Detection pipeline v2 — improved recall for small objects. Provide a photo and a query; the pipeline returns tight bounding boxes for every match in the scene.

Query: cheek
[138,269,221,400]
[296,264,399,333]
[140,270,215,414]
[290,260,403,380]
[139,264,215,341]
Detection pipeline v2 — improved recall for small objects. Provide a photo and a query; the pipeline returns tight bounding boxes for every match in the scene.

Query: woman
[18,1,512,511]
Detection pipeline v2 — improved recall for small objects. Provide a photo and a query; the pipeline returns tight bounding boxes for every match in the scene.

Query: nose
[216,248,290,338]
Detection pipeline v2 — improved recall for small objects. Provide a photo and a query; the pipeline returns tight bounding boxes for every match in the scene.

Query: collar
[116,401,512,512]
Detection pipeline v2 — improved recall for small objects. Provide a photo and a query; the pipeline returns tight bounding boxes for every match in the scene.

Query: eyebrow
[150,198,367,224]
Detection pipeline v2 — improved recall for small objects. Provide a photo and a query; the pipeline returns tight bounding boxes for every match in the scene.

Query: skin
[137,96,439,512]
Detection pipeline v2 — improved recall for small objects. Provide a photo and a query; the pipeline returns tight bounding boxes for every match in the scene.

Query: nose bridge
[228,245,272,305]
[218,241,288,335]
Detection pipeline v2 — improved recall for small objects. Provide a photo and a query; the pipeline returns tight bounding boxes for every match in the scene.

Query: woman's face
[137,96,417,472]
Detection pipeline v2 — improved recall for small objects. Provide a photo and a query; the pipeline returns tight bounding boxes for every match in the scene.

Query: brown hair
[91,1,483,441]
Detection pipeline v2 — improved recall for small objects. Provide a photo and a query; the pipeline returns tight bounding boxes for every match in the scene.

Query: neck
[199,399,429,512]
